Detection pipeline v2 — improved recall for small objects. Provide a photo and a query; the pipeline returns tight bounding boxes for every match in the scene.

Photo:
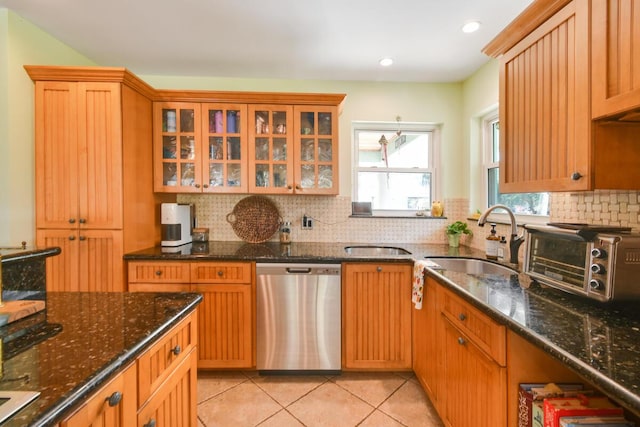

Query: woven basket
[226,196,282,243]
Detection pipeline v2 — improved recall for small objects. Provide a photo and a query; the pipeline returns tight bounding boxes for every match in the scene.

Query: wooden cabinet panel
[128,262,191,284]
[137,314,197,407]
[499,0,591,192]
[193,283,253,368]
[60,363,137,427]
[343,263,412,370]
[592,0,640,118]
[440,316,507,427]
[137,349,197,427]
[439,285,506,365]
[190,262,252,283]
[412,276,440,402]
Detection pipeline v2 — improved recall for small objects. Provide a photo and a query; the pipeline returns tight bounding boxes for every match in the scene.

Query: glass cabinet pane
[180,136,195,160]
[163,136,177,159]
[300,164,315,188]
[163,109,177,132]
[318,112,332,135]
[255,138,269,160]
[180,163,195,186]
[255,164,270,187]
[255,111,270,134]
[228,164,242,187]
[208,164,223,187]
[180,109,195,132]
[300,112,315,135]
[209,137,223,160]
[301,139,315,161]
[209,110,223,133]
[273,164,287,188]
[228,137,241,160]
[227,110,240,133]
[318,139,333,161]
[273,138,287,161]
[273,111,287,134]
[318,165,333,188]
[163,163,178,186]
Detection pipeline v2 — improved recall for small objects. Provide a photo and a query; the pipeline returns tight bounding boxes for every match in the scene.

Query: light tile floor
[197,371,444,427]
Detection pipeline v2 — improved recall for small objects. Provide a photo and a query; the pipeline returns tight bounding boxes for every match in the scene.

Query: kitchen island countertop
[0,292,202,426]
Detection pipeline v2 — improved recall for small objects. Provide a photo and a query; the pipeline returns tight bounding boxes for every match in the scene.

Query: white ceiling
[1,0,533,82]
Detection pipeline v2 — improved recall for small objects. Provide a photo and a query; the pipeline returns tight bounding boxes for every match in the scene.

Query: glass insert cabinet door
[201,103,248,193]
[248,105,293,193]
[155,103,202,193]
[293,106,339,194]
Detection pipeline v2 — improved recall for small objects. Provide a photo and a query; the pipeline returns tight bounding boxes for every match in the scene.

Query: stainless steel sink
[344,246,411,256]
[426,257,518,276]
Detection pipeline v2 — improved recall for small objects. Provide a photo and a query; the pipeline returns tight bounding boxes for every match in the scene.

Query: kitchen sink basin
[344,246,411,256]
[426,257,518,276]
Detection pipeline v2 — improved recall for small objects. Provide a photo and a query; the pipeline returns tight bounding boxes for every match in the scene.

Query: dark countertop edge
[1,247,61,263]
[427,270,640,416]
[29,293,203,427]
[123,253,418,263]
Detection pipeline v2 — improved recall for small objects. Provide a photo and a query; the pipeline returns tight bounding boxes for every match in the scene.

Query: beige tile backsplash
[179,190,640,249]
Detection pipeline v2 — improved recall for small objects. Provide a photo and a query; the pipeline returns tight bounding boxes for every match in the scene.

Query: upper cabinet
[484,0,640,193]
[592,0,640,119]
[153,91,345,195]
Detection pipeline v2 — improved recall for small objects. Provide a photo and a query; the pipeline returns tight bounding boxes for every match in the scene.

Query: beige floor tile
[332,372,406,407]
[198,381,281,427]
[257,409,305,426]
[252,374,328,406]
[197,370,248,403]
[359,409,406,427]
[379,381,444,427]
[287,382,374,427]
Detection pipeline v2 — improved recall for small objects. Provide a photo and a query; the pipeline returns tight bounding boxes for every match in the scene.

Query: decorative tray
[226,196,281,243]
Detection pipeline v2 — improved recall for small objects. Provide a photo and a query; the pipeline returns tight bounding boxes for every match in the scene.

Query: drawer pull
[376,266,382,272]
[171,345,182,356]
[155,270,162,276]
[217,270,224,277]
[144,419,157,427]
[458,313,466,321]
[106,391,122,407]
[69,235,76,241]
[457,337,466,345]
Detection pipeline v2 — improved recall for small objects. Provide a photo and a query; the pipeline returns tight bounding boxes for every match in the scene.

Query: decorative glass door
[202,104,247,193]
[294,106,338,194]
[155,103,201,192]
[248,105,293,193]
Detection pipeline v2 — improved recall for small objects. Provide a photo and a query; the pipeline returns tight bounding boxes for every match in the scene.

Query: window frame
[481,111,549,225]
[351,121,440,217]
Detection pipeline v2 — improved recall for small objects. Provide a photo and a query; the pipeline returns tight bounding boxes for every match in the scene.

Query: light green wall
[461,59,500,213]
[0,9,96,246]
[144,74,465,199]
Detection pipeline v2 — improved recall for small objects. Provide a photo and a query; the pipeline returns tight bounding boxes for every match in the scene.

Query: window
[484,113,549,216]
[353,122,438,215]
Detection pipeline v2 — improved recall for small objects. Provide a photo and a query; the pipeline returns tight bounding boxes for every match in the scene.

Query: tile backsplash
[179,190,640,249]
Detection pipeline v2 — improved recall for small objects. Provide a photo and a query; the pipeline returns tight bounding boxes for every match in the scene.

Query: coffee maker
[161,203,194,247]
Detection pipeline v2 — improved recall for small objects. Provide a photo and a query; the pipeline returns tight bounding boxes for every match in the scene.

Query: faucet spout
[478,204,524,265]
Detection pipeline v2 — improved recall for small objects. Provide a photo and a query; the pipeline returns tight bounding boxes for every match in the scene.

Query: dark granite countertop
[427,266,640,417]
[0,292,202,426]
[125,241,640,416]
[0,247,61,263]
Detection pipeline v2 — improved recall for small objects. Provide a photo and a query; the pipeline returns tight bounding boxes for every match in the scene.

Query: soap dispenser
[485,223,500,260]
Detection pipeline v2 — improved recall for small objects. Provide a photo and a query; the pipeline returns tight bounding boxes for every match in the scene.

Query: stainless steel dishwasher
[256,263,341,373]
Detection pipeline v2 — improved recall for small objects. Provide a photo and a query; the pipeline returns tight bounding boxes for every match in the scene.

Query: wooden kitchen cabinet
[127,260,255,369]
[153,102,249,193]
[342,263,412,370]
[27,67,167,293]
[60,363,137,427]
[486,0,640,193]
[592,0,640,119]
[412,276,440,402]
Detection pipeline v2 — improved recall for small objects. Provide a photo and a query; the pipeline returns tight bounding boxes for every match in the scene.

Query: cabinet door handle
[171,345,182,356]
[376,266,383,272]
[69,218,76,224]
[203,183,209,188]
[571,172,583,181]
[217,270,224,277]
[106,391,122,407]
[144,419,156,427]
[287,185,293,190]
[155,270,163,276]
[458,313,466,321]
[69,235,76,241]
[79,235,86,241]
[79,218,86,224]
[295,184,302,190]
[195,183,201,188]
[457,337,466,345]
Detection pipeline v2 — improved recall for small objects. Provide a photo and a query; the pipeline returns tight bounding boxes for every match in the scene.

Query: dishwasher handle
[286,267,312,274]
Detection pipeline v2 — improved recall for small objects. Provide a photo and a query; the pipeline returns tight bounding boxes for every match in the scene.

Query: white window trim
[351,121,441,217]
[481,111,549,226]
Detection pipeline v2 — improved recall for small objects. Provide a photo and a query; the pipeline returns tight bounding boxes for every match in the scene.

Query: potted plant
[445,221,473,247]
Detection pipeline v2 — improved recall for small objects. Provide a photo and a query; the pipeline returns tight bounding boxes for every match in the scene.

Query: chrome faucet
[478,204,525,265]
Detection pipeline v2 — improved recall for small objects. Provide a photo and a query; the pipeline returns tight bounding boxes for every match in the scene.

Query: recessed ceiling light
[462,21,481,33]
[379,58,393,67]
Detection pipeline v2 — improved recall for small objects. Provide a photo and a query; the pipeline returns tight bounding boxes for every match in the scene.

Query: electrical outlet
[302,215,313,230]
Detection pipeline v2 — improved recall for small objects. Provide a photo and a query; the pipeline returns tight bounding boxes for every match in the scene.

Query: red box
[518,383,585,427]
[543,396,624,427]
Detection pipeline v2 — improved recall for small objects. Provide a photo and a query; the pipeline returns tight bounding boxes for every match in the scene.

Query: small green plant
[446,221,473,236]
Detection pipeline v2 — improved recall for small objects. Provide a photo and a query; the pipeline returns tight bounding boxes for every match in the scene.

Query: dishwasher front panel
[256,263,341,372]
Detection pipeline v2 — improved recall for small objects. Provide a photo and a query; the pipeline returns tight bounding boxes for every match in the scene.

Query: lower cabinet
[342,262,412,370]
[60,311,197,427]
[60,363,137,427]
[412,276,440,401]
[127,260,255,369]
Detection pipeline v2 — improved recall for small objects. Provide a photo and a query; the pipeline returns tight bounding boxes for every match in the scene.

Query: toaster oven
[523,224,640,302]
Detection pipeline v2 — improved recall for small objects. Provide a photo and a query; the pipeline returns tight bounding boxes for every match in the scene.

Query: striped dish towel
[412,260,430,309]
